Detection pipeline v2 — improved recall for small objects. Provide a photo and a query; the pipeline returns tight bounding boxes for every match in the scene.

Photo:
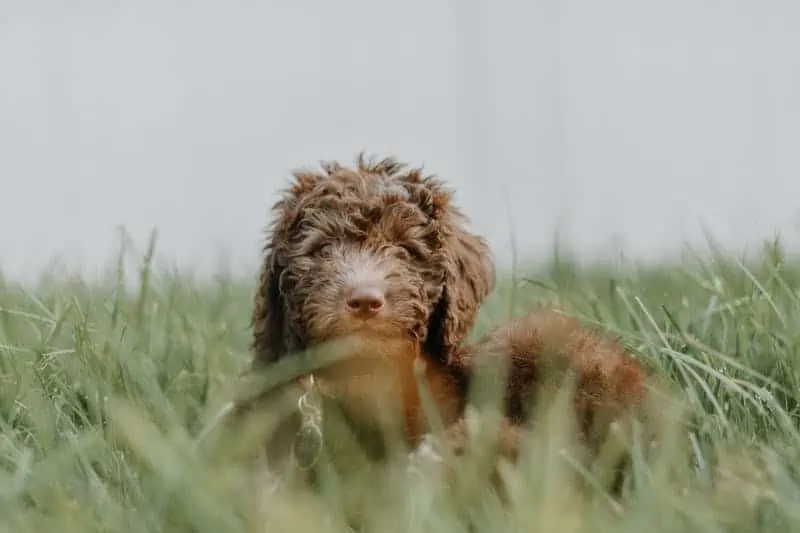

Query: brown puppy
[225,154,493,503]
[230,154,649,500]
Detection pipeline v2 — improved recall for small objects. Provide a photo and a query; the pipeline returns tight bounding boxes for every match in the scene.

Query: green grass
[2,233,800,532]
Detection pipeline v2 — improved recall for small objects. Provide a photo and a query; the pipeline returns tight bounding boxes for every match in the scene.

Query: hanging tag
[293,421,323,469]
[293,375,323,470]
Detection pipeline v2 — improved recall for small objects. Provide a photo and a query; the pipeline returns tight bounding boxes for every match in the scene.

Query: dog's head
[251,154,494,367]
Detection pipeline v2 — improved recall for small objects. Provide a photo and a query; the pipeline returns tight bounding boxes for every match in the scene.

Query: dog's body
[230,154,650,503]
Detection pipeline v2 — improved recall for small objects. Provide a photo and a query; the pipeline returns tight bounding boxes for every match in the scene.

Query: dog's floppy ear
[250,169,324,368]
[250,248,285,367]
[430,208,494,361]
[403,172,494,363]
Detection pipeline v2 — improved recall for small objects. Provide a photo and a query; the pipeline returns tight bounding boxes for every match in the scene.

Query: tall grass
[1,235,799,532]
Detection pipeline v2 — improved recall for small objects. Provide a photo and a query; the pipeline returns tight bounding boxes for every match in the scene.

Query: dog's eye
[311,242,332,256]
[307,241,332,255]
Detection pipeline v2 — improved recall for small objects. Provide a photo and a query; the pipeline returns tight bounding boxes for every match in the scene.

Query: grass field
[2,234,800,532]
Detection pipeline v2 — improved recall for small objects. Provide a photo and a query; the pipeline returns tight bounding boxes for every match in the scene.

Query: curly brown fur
[234,154,650,505]
[454,307,648,440]
[235,154,493,477]
[250,153,493,369]
[444,307,652,496]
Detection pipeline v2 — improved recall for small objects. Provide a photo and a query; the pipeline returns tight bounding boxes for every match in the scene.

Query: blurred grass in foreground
[1,233,800,532]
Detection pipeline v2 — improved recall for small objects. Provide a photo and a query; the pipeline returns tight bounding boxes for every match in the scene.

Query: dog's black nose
[346,285,385,316]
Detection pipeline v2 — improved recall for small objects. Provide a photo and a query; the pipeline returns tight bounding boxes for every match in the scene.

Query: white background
[1,0,799,281]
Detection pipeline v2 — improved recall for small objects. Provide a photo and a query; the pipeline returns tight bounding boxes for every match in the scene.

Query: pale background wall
[1,0,799,281]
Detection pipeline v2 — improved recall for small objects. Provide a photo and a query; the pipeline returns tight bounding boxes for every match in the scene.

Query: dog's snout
[346,285,385,316]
